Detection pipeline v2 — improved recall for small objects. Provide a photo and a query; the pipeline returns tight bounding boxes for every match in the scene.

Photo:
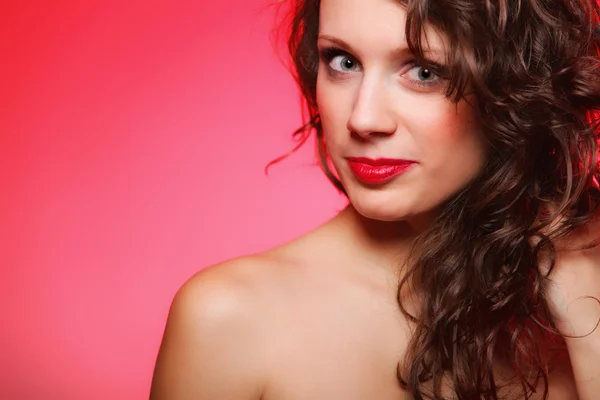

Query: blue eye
[403,63,446,88]
[320,47,360,74]
[329,55,358,72]
[411,66,436,81]
[318,45,448,89]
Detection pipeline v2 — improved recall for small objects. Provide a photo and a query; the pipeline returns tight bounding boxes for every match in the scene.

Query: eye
[406,65,438,83]
[320,47,361,74]
[403,63,446,88]
[329,55,359,72]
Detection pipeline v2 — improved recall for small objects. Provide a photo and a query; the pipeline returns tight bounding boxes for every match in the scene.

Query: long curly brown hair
[271,0,600,398]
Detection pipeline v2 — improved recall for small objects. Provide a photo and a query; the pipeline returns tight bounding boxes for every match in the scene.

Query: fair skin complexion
[150,0,598,398]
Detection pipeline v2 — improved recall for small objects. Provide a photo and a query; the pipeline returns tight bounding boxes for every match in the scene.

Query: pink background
[1,1,345,399]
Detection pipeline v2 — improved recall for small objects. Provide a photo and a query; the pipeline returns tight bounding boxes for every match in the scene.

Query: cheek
[411,100,484,163]
[316,80,350,148]
[316,70,335,118]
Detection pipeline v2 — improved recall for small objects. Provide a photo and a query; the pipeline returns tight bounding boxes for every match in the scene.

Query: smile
[346,157,416,185]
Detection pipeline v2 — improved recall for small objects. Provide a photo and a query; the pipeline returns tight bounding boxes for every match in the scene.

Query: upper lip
[345,157,415,166]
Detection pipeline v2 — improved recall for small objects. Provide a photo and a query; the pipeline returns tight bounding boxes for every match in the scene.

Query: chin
[347,189,413,222]
[357,208,405,222]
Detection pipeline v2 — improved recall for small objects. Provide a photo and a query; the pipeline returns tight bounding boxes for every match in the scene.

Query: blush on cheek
[418,101,480,144]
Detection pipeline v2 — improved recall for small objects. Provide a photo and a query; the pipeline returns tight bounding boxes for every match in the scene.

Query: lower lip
[347,160,415,185]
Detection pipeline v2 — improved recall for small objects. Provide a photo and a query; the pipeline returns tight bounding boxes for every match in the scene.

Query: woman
[150,0,600,398]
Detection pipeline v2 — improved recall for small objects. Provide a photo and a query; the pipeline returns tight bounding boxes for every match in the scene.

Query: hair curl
[274,0,600,398]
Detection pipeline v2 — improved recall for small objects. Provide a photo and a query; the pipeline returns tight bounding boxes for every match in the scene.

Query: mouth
[345,157,416,185]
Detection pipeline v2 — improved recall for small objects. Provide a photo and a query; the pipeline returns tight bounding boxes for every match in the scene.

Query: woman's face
[316,0,487,223]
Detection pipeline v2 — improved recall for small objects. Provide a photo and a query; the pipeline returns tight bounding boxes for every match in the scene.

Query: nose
[346,74,397,139]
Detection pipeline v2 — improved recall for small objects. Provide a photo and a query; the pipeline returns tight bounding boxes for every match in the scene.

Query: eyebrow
[317,34,446,58]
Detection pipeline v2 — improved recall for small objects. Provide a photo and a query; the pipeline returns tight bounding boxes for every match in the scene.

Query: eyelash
[318,46,447,89]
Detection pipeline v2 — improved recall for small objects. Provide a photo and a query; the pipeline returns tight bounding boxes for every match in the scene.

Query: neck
[331,204,419,271]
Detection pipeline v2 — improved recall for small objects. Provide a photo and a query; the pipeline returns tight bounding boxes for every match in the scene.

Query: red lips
[346,157,415,185]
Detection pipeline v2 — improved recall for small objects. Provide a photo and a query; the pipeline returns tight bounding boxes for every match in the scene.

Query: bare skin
[150,0,588,396]
[150,205,578,399]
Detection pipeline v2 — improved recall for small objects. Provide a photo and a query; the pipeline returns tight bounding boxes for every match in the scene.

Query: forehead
[318,0,448,55]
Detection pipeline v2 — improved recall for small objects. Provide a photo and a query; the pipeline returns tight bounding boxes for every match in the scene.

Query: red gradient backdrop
[0,1,346,399]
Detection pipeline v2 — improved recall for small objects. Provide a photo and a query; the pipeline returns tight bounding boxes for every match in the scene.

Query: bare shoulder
[177,253,287,309]
[150,254,288,400]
